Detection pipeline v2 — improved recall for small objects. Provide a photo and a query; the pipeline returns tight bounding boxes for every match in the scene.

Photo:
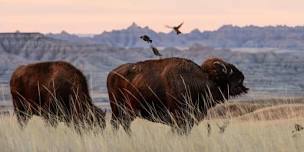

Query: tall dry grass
[1,81,304,152]
[0,112,304,152]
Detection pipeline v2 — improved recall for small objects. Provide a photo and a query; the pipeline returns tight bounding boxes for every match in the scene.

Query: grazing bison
[10,61,106,129]
[107,57,248,134]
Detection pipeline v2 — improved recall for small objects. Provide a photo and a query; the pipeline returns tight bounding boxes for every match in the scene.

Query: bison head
[201,58,249,99]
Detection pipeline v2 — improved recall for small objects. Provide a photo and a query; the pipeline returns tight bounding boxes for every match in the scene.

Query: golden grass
[0,113,304,152]
[0,97,304,152]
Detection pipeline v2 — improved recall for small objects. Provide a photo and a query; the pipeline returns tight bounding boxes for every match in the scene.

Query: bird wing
[176,22,184,29]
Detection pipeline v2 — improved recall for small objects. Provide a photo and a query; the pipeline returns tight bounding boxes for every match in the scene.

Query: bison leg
[111,114,120,131]
[12,97,32,127]
[14,103,33,127]
[42,112,59,127]
[171,113,195,135]
[87,106,106,130]
[121,117,132,135]
[178,121,194,135]
[111,113,133,135]
[88,115,106,131]
[15,110,32,127]
[97,116,106,130]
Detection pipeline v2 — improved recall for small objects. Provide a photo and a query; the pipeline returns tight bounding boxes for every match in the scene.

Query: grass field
[1,98,304,152]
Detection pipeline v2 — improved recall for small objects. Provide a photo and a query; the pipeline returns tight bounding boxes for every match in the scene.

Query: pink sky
[1,0,304,33]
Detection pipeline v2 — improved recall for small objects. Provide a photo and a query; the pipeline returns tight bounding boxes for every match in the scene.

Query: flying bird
[166,22,184,35]
[140,35,152,43]
[151,45,162,57]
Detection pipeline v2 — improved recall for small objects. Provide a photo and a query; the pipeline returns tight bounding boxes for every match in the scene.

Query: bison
[107,57,248,134]
[10,61,106,129]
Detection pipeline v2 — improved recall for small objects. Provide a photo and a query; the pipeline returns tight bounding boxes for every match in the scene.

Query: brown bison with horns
[107,57,248,134]
[10,61,106,129]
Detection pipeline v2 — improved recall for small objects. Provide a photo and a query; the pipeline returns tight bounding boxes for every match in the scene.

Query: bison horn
[229,68,233,75]
[214,61,227,74]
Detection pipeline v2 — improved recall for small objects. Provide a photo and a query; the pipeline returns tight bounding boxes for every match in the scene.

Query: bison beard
[107,57,248,135]
[10,61,106,130]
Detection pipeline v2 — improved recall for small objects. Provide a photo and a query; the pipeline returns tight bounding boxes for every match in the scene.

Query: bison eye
[238,79,243,84]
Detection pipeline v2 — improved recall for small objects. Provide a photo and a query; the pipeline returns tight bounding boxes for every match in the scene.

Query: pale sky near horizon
[1,0,304,33]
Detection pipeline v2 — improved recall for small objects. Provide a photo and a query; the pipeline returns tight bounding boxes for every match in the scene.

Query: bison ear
[213,61,227,74]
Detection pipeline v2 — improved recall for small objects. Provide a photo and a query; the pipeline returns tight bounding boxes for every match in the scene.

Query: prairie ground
[1,98,304,152]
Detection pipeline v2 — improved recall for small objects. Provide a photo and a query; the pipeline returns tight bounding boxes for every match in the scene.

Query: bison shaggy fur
[107,57,248,134]
[10,61,105,129]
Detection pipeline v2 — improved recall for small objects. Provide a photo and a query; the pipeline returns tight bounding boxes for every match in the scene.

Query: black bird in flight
[150,45,162,57]
[140,35,152,43]
[166,22,184,35]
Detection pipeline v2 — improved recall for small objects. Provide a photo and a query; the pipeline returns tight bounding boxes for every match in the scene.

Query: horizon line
[2,23,304,35]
